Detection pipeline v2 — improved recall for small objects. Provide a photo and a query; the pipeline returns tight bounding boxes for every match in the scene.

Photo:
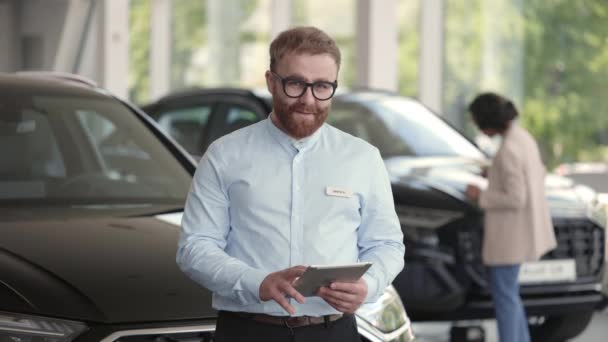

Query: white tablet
[294,262,373,297]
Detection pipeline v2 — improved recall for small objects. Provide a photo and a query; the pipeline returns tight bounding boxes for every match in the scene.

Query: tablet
[294,262,372,297]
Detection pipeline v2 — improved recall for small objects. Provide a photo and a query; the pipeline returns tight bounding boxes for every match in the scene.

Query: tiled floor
[411,308,607,341]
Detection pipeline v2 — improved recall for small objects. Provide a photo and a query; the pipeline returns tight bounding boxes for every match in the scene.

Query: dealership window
[292,0,356,88]
[443,0,608,167]
[397,0,420,98]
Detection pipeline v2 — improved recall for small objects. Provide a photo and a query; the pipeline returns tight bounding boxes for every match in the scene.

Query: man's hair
[468,92,519,131]
[269,26,341,72]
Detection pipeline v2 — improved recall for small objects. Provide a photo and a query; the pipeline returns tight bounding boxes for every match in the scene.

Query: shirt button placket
[291,153,303,266]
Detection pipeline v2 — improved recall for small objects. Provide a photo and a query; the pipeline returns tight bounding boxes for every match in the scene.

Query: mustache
[288,103,317,114]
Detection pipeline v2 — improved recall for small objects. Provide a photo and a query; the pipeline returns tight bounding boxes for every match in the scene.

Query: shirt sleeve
[357,149,406,302]
[479,146,527,210]
[176,142,266,305]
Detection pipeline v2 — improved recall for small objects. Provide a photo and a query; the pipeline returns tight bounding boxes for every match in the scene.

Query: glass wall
[444,0,608,167]
[128,0,151,104]
[397,0,420,98]
[292,0,356,88]
[129,0,608,167]
[170,0,272,90]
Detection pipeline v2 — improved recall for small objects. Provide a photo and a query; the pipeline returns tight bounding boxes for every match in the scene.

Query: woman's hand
[466,184,481,201]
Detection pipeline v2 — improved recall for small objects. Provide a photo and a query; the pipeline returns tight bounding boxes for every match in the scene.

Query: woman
[465,92,557,342]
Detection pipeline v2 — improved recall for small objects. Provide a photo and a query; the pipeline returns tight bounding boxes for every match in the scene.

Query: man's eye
[315,82,332,90]
[286,79,305,87]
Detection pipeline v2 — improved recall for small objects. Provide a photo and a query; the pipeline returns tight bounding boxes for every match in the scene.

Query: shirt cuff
[238,267,267,304]
[362,273,380,303]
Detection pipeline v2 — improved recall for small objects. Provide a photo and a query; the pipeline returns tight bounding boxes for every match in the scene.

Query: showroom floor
[411,308,608,341]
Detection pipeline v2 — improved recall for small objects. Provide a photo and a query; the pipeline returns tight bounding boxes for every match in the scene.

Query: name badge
[325,186,353,198]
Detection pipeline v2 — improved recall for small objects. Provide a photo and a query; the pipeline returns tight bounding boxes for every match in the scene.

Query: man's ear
[265,70,274,94]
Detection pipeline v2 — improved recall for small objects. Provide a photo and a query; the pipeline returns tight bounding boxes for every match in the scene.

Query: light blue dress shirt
[177,115,405,316]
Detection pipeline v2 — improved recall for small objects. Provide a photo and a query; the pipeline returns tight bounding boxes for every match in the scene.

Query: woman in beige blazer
[465,93,557,342]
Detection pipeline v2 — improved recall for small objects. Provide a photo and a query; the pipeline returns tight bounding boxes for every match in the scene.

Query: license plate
[518,259,577,284]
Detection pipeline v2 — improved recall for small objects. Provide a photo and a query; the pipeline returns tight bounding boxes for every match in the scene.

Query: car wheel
[529,309,594,342]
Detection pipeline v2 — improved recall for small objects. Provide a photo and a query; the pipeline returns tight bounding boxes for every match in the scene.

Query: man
[177,26,405,342]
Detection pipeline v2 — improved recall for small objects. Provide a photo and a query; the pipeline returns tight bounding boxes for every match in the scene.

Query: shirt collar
[265,113,324,152]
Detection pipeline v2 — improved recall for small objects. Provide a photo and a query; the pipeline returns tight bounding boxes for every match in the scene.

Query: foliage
[522,0,608,166]
[128,0,150,104]
[443,0,608,167]
[170,0,207,90]
[397,1,420,98]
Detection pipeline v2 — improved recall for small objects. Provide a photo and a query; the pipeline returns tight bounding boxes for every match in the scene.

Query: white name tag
[325,186,353,198]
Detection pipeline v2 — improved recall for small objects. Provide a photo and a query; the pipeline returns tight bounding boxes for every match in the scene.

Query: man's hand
[259,266,307,315]
[317,278,367,314]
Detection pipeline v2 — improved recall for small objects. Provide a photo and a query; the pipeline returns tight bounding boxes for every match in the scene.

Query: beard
[272,98,329,139]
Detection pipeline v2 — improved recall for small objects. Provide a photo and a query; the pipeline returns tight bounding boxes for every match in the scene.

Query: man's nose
[299,85,316,104]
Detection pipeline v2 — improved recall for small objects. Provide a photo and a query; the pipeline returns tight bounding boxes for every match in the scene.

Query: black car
[0,74,414,342]
[143,88,607,341]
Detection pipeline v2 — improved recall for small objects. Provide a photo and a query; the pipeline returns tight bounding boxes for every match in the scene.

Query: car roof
[0,73,109,98]
[151,87,264,104]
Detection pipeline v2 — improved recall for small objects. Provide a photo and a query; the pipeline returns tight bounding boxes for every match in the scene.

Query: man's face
[266,53,338,139]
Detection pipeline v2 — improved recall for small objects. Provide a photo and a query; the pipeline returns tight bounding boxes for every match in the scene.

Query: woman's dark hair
[468,92,519,132]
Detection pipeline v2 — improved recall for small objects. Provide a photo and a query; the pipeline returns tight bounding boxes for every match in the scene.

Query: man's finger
[274,297,295,315]
[282,283,306,304]
[284,266,308,279]
[328,281,358,293]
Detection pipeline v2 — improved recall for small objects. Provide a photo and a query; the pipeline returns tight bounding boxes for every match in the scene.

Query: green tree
[128,0,151,104]
[522,0,608,166]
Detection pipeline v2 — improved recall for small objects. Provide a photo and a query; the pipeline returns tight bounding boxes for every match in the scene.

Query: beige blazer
[479,124,557,265]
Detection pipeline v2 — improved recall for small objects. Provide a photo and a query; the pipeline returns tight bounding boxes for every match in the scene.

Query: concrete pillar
[206,0,241,86]
[418,0,444,115]
[150,0,171,99]
[271,0,292,39]
[97,0,129,98]
[54,0,94,73]
[355,0,398,91]
[0,0,19,72]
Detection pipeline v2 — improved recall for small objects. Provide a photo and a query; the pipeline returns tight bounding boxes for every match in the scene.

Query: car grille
[100,324,215,342]
[454,217,605,287]
[544,218,605,280]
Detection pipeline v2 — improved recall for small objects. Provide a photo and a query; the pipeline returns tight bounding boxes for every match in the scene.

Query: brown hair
[269,26,341,72]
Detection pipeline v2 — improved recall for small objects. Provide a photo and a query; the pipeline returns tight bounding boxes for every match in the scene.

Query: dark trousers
[215,311,361,342]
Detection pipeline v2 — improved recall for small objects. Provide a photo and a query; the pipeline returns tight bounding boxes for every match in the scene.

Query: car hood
[384,156,601,218]
[0,211,213,323]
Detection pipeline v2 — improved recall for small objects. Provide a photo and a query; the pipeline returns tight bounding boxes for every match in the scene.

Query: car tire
[529,309,594,342]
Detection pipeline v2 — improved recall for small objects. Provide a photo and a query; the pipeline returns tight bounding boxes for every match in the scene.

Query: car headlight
[356,286,415,342]
[396,206,463,247]
[0,311,87,342]
[396,206,463,230]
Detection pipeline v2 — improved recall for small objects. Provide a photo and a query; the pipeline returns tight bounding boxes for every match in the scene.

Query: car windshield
[0,92,191,207]
[330,95,484,159]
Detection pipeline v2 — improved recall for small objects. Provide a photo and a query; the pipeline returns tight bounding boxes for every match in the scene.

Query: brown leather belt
[226,311,344,328]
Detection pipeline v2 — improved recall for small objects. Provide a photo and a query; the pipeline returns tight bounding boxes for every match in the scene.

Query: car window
[0,95,191,204]
[156,106,211,155]
[0,108,66,199]
[329,102,413,157]
[331,97,484,159]
[215,105,260,138]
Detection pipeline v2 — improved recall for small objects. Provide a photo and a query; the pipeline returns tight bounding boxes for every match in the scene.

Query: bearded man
[177,26,405,342]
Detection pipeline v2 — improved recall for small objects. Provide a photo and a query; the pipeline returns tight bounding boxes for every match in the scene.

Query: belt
[225,311,344,328]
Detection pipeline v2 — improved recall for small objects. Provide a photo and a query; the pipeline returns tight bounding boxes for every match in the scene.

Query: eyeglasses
[271,71,337,101]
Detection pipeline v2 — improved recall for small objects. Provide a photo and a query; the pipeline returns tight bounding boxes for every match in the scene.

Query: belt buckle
[284,316,307,328]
